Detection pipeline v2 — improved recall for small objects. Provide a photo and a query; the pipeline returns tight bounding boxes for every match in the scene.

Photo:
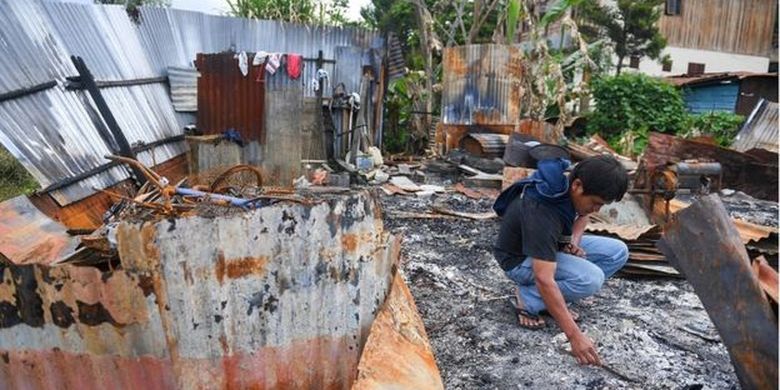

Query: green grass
[0,145,39,201]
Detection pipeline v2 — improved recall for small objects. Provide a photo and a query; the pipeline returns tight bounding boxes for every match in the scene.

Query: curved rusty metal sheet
[0,196,80,266]
[0,190,405,389]
[658,194,778,389]
[353,271,443,390]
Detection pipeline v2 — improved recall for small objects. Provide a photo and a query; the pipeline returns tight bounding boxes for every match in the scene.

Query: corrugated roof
[731,99,779,153]
[665,72,778,87]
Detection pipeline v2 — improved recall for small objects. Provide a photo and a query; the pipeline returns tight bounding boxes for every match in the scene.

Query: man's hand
[569,332,601,366]
[563,243,586,257]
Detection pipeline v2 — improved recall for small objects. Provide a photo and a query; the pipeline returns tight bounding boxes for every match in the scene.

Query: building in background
[632,0,778,76]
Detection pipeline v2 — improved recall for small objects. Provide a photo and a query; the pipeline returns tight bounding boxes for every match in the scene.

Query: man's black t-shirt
[493,192,572,271]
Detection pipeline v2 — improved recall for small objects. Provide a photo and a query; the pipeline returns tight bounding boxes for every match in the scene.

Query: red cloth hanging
[286,53,303,79]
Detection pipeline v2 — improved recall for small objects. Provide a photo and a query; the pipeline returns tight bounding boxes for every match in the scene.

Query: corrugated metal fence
[0,1,382,205]
[441,44,524,125]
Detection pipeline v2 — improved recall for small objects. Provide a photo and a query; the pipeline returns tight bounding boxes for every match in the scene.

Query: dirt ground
[378,182,739,389]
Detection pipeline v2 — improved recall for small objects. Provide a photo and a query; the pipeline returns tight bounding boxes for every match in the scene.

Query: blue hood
[493,158,576,233]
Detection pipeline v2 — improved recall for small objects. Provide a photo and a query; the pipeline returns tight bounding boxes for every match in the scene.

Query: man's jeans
[504,235,628,315]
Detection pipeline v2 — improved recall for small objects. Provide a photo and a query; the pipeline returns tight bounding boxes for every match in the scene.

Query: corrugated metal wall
[196,53,265,142]
[0,1,383,205]
[441,44,524,126]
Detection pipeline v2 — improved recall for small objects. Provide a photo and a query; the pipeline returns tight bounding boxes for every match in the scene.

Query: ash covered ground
[378,186,738,389]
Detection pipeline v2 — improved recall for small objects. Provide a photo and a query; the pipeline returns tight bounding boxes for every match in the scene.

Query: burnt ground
[378,187,739,389]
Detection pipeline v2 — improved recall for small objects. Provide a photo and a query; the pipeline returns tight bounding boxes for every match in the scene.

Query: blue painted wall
[681,81,740,114]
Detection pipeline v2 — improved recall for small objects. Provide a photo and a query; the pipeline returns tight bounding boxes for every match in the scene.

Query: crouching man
[493,155,629,366]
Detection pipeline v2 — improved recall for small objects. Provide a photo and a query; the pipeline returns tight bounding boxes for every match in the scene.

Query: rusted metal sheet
[732,99,779,153]
[637,132,778,201]
[586,223,658,241]
[442,45,523,126]
[0,196,80,266]
[657,194,778,389]
[196,52,265,142]
[353,272,444,390]
[663,198,777,244]
[752,256,779,304]
[0,190,406,389]
[460,133,509,158]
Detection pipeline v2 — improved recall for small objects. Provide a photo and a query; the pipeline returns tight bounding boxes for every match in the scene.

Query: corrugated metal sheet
[386,33,406,81]
[196,53,265,142]
[135,7,382,99]
[442,44,523,125]
[168,66,197,112]
[460,133,509,158]
[682,82,739,113]
[586,222,659,241]
[0,190,401,388]
[0,196,80,265]
[732,99,779,153]
[0,1,185,206]
[0,1,383,206]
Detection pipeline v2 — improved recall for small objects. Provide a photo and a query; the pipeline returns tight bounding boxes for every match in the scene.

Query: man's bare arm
[533,259,601,366]
[566,216,588,257]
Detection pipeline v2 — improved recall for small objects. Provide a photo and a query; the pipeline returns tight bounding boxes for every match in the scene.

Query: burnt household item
[529,144,571,166]
[503,132,539,167]
[460,133,509,159]
[673,161,722,194]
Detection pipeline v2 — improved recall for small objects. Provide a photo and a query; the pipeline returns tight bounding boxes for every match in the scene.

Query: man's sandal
[540,308,581,322]
[507,297,546,330]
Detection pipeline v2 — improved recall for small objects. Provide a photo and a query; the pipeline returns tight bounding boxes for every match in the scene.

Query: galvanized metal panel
[442,44,523,125]
[135,6,381,99]
[0,0,184,205]
[168,66,198,112]
[0,1,383,206]
[732,99,779,153]
[334,46,365,97]
[41,2,186,180]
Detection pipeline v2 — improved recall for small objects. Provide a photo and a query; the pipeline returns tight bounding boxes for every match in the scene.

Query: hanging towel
[265,53,281,74]
[286,53,303,79]
[235,51,248,76]
[252,51,269,66]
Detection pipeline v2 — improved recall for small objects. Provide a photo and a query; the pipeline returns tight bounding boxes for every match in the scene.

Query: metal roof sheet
[731,99,779,153]
[442,44,523,125]
[665,72,778,87]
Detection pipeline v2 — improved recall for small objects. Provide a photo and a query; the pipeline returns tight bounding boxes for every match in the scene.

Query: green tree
[227,0,350,25]
[578,0,667,74]
[587,73,686,155]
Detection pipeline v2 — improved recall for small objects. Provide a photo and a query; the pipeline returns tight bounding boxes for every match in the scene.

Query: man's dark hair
[570,155,628,202]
